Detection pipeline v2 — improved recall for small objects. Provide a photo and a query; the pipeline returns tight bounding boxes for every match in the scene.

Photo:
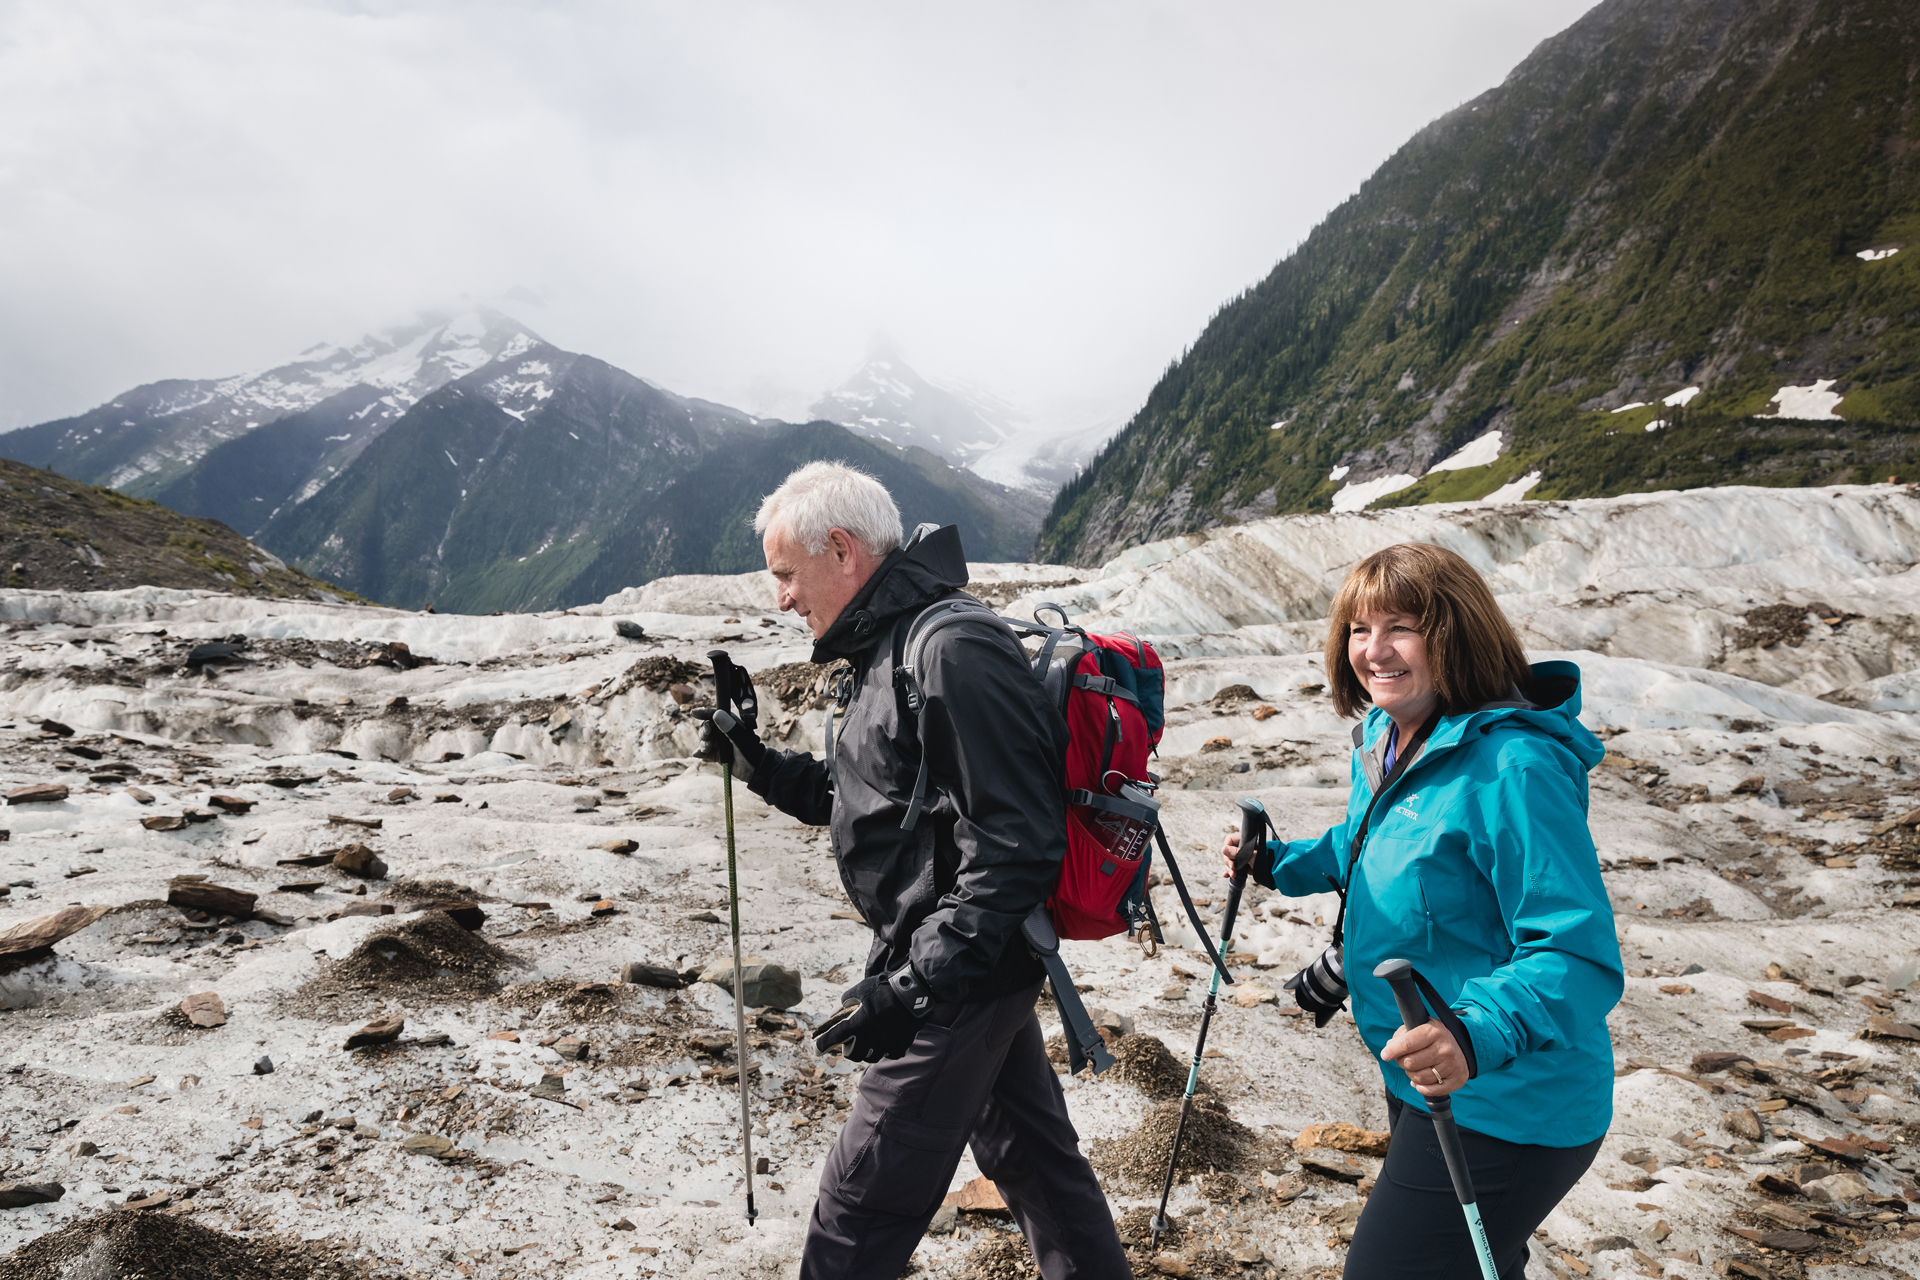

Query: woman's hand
[1381,1020,1468,1098]
[1220,832,1241,881]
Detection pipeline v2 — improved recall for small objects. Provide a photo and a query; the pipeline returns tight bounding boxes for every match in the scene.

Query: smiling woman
[1223,541,1624,1280]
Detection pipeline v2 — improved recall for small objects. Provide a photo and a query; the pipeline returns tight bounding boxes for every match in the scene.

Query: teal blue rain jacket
[1262,660,1622,1146]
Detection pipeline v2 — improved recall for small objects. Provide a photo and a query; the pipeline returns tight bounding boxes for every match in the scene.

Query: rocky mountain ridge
[250,348,1038,613]
[0,456,356,601]
[4,309,544,505]
[3,321,1043,614]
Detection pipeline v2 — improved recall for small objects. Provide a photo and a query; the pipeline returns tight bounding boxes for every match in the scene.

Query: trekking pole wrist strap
[1408,968,1480,1080]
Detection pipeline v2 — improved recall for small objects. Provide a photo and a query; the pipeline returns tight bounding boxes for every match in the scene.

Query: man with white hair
[697,460,1129,1279]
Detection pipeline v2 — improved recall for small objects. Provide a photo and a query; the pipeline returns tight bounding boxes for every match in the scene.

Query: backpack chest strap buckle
[1071,672,1139,704]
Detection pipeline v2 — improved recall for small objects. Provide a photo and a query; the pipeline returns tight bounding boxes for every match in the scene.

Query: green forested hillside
[1039,0,1920,565]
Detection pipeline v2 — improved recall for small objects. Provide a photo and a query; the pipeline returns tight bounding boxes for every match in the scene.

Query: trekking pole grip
[1376,958,1446,1109]
[1377,960,1495,1276]
[1220,871,1247,945]
[1220,798,1264,942]
[1377,958,1430,1036]
[707,649,736,716]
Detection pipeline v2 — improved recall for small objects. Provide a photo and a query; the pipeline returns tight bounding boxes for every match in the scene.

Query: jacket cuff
[745,747,803,801]
[1450,1002,1509,1075]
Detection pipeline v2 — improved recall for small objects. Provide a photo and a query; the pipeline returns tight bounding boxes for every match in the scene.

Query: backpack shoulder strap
[896,596,1028,830]
[898,597,1013,712]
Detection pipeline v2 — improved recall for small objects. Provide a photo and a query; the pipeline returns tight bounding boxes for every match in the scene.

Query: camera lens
[1283,945,1349,1028]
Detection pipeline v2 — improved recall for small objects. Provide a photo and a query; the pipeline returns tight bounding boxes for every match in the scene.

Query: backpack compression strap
[1071,672,1139,702]
[1022,906,1116,1076]
[1152,824,1235,985]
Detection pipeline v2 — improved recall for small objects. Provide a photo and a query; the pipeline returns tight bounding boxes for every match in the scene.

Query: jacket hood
[811,524,969,662]
[1357,659,1604,786]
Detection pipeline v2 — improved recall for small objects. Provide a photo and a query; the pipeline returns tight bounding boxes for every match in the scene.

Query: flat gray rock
[0,1182,64,1209]
[702,960,803,1009]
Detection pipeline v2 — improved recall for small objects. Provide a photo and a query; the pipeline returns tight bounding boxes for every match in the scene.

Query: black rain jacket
[746,525,1067,1004]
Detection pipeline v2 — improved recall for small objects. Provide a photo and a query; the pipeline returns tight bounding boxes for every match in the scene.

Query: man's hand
[811,971,927,1063]
[693,706,766,783]
[1381,1019,1469,1098]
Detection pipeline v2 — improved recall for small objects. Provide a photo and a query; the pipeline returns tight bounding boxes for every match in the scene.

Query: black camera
[1283,944,1348,1027]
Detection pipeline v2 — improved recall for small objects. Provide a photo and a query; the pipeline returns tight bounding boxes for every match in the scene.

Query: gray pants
[800,982,1131,1280]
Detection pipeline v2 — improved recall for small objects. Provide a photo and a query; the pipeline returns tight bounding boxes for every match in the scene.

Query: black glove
[692,706,766,783]
[811,965,931,1063]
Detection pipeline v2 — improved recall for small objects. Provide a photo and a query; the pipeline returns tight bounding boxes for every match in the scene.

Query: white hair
[754,461,904,556]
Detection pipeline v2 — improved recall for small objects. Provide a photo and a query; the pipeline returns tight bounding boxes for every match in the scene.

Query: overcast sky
[0,0,1597,436]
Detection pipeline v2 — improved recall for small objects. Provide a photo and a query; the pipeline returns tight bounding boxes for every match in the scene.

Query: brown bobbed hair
[1324,542,1533,720]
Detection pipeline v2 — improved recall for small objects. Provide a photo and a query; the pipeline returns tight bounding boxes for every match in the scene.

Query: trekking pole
[1375,959,1496,1280]
[1150,797,1260,1246]
[708,650,758,1227]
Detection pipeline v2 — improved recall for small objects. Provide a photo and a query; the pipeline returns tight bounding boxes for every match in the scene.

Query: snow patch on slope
[1427,429,1503,473]
[1330,473,1417,513]
[1479,470,1542,504]
[1762,379,1845,421]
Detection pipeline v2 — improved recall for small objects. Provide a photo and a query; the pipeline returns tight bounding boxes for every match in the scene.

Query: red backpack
[896,598,1224,960]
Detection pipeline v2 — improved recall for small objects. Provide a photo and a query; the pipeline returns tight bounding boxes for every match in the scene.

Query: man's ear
[827,528,855,567]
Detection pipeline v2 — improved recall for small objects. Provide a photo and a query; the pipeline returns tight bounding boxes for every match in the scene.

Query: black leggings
[1343,1094,1601,1280]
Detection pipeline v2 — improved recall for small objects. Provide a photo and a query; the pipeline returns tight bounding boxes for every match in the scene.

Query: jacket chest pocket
[1354,833,1435,957]
[1368,827,1499,963]
[1358,831,1428,883]
[838,669,911,788]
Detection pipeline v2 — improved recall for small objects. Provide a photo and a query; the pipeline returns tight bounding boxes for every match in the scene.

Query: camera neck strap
[1330,709,1440,951]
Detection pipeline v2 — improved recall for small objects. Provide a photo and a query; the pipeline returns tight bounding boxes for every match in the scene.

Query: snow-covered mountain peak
[213,307,544,422]
[475,349,578,422]
[805,346,1115,495]
[8,308,549,498]
[809,350,1017,466]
